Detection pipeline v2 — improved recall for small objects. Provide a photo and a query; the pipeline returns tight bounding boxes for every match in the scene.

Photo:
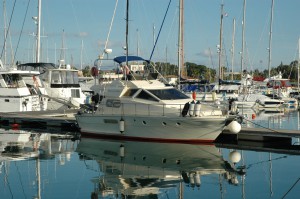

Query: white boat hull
[76,114,226,143]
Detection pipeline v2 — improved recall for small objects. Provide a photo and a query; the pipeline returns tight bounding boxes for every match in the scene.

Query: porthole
[142,121,146,125]
[176,122,181,126]
[162,158,166,163]
[162,122,167,126]
[176,160,181,165]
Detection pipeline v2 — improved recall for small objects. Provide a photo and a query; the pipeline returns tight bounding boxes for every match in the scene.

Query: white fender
[189,101,195,116]
[119,118,125,133]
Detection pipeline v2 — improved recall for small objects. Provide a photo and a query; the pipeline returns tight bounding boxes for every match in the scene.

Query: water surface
[0,109,300,198]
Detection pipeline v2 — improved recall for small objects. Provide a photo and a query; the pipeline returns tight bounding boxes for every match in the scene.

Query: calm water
[0,109,300,199]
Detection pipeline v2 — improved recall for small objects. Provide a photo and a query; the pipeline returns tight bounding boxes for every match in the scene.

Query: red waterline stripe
[80,131,215,145]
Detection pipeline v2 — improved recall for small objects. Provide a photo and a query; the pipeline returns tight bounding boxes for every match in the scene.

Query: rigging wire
[239,115,289,134]
[281,177,300,199]
[4,162,14,198]
[246,155,287,169]
[0,0,17,61]
[97,0,119,68]
[101,0,119,58]
[14,161,27,198]
[288,41,299,79]
[149,0,172,62]
[69,0,89,67]
[13,0,32,65]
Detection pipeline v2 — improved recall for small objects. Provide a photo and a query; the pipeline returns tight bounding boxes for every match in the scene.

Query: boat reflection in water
[0,128,76,162]
[76,137,245,198]
[0,127,78,199]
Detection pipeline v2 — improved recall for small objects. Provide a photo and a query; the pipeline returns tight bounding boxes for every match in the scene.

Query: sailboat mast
[241,0,246,78]
[36,0,41,63]
[125,0,129,67]
[231,18,236,81]
[60,30,66,65]
[297,37,300,93]
[80,40,83,70]
[3,0,7,65]
[268,0,274,78]
[218,4,224,80]
[178,0,184,87]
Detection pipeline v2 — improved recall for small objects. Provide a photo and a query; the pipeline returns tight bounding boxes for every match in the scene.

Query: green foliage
[154,62,178,76]
[82,60,299,81]
[82,65,91,76]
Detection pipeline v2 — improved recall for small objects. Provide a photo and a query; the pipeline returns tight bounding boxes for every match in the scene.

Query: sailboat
[259,0,298,109]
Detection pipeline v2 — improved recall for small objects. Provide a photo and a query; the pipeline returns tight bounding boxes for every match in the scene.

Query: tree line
[81,60,299,82]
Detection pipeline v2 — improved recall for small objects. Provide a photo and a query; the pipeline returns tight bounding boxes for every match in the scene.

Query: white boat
[263,74,298,108]
[75,56,241,143]
[0,129,39,161]
[231,92,285,111]
[0,60,47,112]
[18,62,87,110]
[76,138,243,197]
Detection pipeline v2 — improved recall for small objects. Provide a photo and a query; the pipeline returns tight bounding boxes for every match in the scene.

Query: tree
[82,66,91,76]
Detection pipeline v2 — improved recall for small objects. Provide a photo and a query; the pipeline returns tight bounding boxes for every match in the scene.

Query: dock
[0,109,78,132]
[218,127,300,155]
[222,127,300,140]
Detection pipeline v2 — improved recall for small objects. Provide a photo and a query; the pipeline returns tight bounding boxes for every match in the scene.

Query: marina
[0,109,300,198]
[1,0,300,198]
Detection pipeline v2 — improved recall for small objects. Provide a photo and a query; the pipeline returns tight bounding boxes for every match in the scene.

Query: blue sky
[1,0,300,73]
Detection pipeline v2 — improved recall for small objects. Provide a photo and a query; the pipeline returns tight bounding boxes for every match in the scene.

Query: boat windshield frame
[122,88,189,101]
[148,88,190,100]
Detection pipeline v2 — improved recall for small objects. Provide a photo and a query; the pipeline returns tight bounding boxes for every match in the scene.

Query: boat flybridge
[0,60,47,112]
[18,62,87,110]
[75,56,241,143]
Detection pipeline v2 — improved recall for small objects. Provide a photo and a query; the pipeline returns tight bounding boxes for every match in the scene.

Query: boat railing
[93,102,224,117]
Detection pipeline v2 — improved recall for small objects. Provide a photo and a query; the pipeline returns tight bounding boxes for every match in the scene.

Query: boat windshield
[51,71,79,85]
[122,88,189,101]
[1,74,26,88]
[148,88,189,100]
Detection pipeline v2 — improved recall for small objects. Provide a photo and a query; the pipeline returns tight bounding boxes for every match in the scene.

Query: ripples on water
[0,109,299,198]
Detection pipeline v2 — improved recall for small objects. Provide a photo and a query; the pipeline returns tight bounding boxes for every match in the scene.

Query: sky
[1,0,300,74]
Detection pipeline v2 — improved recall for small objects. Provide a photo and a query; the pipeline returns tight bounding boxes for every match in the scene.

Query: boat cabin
[0,73,26,88]
[266,79,292,89]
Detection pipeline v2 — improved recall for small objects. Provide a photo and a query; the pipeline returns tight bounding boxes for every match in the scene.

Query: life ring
[91,67,99,77]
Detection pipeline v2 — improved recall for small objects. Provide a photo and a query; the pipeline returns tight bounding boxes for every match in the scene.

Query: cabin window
[61,71,67,84]
[51,71,61,84]
[71,89,80,98]
[3,74,22,88]
[149,88,189,100]
[73,72,79,84]
[136,90,159,101]
[123,89,139,97]
[275,81,281,87]
[66,71,74,84]
[284,81,291,87]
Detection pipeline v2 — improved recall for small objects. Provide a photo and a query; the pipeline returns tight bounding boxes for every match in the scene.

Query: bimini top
[17,62,57,70]
[113,56,149,64]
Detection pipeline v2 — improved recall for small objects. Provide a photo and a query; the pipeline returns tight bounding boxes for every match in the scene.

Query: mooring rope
[238,114,282,134]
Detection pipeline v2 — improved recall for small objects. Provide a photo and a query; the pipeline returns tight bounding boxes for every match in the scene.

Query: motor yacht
[75,56,241,143]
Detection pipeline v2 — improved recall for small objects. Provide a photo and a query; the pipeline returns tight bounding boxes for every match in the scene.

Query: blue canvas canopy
[113,56,149,64]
